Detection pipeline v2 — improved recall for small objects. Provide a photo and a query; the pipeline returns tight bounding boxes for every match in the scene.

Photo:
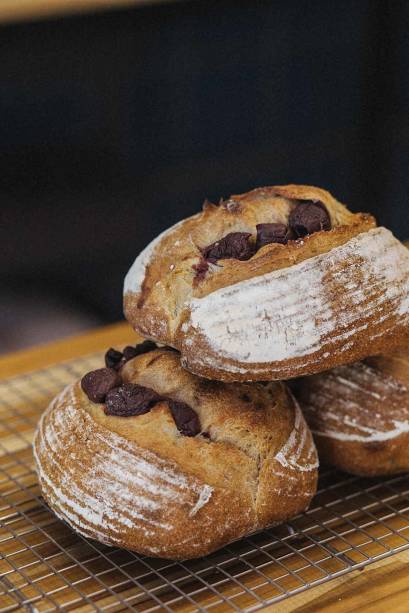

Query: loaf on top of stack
[124,184,409,382]
[34,184,409,559]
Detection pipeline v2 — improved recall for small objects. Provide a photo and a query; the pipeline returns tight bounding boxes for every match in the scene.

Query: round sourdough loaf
[33,347,318,559]
[292,349,409,476]
[123,184,409,382]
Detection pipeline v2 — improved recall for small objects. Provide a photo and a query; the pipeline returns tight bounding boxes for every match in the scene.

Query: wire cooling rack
[1,354,409,612]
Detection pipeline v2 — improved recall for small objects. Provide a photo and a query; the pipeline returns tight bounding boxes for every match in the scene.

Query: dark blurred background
[1,0,409,353]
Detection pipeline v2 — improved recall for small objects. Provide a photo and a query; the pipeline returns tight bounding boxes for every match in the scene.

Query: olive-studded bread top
[123,184,409,381]
[124,184,373,339]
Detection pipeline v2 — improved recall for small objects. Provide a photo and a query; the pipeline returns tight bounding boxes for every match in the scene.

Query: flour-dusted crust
[33,349,318,559]
[123,184,409,381]
[292,350,409,476]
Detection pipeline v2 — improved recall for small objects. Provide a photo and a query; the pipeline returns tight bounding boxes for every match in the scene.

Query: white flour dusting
[33,384,214,542]
[187,228,409,365]
[189,485,213,517]
[274,400,319,472]
[124,216,197,295]
[300,360,409,443]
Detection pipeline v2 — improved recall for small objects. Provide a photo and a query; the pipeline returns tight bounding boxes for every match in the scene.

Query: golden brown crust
[123,184,409,381]
[33,348,318,559]
[124,184,373,332]
[292,349,409,476]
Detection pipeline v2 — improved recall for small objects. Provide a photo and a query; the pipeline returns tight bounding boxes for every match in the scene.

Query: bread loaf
[124,185,409,381]
[34,346,318,558]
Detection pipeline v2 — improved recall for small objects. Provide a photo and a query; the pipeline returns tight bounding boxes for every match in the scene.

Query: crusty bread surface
[33,348,318,559]
[124,184,409,381]
[292,349,409,476]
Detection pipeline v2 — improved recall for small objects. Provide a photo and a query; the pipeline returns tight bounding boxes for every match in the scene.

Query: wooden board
[0,0,178,24]
[1,323,409,612]
[0,322,139,379]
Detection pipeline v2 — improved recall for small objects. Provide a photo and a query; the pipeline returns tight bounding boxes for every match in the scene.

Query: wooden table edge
[0,320,136,378]
[0,0,179,25]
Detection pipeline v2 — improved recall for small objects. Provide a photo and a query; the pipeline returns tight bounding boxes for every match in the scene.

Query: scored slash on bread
[124,184,409,381]
[33,348,318,559]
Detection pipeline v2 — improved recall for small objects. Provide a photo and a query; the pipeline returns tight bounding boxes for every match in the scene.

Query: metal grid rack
[1,353,409,612]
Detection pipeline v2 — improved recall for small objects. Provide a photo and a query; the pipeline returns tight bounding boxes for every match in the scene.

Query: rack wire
[1,353,409,612]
